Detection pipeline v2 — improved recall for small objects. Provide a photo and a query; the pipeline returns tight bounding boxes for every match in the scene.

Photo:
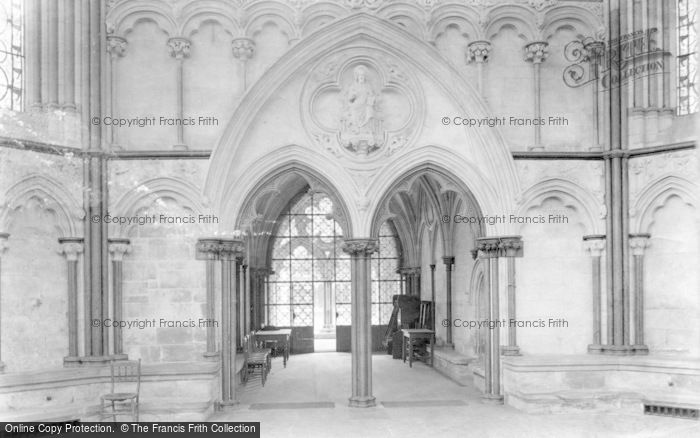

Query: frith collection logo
[563,28,665,90]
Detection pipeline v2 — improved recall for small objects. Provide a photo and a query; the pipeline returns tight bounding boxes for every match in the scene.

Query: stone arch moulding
[632,175,699,234]
[234,158,355,240]
[517,177,603,235]
[110,177,211,238]
[368,160,493,241]
[206,13,519,237]
[0,174,85,237]
[106,0,178,37]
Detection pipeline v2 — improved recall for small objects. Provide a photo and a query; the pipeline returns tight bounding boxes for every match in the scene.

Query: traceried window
[0,0,22,111]
[370,222,401,325]
[267,192,350,327]
[677,0,698,115]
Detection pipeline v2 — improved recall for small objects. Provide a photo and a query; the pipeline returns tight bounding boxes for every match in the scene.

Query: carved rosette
[168,37,191,60]
[232,37,255,61]
[583,235,605,257]
[467,40,491,64]
[342,239,379,257]
[58,238,84,262]
[106,36,127,58]
[108,238,131,261]
[524,41,549,64]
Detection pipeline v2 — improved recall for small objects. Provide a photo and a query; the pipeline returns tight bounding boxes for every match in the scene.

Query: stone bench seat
[432,347,476,386]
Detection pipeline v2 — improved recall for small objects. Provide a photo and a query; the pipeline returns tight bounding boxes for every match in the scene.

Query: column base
[173,143,189,151]
[348,396,376,408]
[527,145,545,151]
[217,399,240,410]
[481,393,504,404]
[501,345,521,356]
[591,344,649,355]
[0,361,5,373]
[203,351,220,361]
[63,354,128,367]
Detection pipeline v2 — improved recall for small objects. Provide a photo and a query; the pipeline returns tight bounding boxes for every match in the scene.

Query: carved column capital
[196,238,223,260]
[106,35,127,57]
[583,235,606,257]
[58,238,84,261]
[498,236,524,258]
[629,233,651,256]
[467,40,491,63]
[442,256,455,266]
[218,238,246,261]
[167,37,191,60]
[583,39,605,64]
[108,238,131,261]
[232,37,255,61]
[0,233,9,257]
[342,239,378,256]
[524,41,549,64]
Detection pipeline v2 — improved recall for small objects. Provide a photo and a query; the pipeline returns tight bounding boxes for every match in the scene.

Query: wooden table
[401,329,435,368]
[254,329,292,367]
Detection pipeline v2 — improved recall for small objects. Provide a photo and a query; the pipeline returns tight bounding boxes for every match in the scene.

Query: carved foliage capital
[58,238,84,262]
[582,235,605,257]
[107,36,128,57]
[467,40,491,64]
[474,236,523,258]
[0,232,9,256]
[629,233,651,256]
[232,37,256,61]
[109,238,131,261]
[342,238,378,256]
[168,37,191,60]
[524,41,549,64]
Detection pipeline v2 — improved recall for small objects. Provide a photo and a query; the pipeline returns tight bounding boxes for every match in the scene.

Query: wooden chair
[100,359,141,422]
[243,334,269,386]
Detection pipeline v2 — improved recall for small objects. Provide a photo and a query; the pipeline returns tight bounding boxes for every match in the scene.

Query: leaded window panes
[678,0,698,115]
[0,0,22,111]
[267,191,349,327]
[370,221,401,325]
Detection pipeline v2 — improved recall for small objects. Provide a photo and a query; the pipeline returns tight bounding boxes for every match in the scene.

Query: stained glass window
[678,0,698,115]
[0,0,22,111]
[370,221,401,325]
[267,191,350,327]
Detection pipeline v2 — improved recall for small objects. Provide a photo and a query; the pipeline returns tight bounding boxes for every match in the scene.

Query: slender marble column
[196,239,220,359]
[242,264,248,338]
[443,256,455,347]
[475,238,504,403]
[524,42,549,151]
[583,235,606,351]
[232,38,255,91]
[409,267,421,297]
[630,234,650,352]
[0,233,9,372]
[59,238,83,360]
[430,264,436,330]
[584,40,605,151]
[343,238,378,408]
[218,239,245,406]
[167,37,190,150]
[500,236,524,356]
[106,36,127,148]
[108,239,130,357]
[466,41,491,96]
[62,0,76,111]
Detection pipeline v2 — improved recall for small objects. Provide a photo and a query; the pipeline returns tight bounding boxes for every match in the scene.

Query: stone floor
[210,353,700,438]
